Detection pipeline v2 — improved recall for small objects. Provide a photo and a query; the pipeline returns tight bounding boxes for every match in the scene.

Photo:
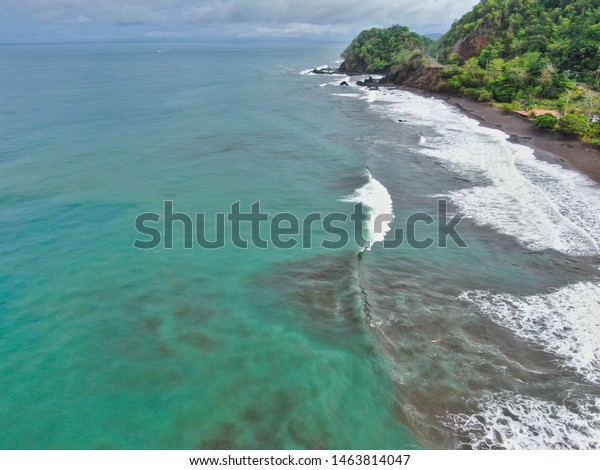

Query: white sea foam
[461,282,600,384]
[300,64,346,77]
[324,78,359,88]
[300,65,329,75]
[314,65,600,450]
[446,393,600,449]
[341,170,394,251]
[334,86,600,255]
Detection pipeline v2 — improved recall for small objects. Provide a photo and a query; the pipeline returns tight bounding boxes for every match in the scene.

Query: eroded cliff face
[384,54,447,91]
[449,29,494,62]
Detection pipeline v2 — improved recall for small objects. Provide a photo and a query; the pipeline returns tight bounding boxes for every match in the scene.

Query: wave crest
[341,170,394,251]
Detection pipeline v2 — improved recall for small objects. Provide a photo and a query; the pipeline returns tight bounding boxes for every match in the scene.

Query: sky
[0,0,481,43]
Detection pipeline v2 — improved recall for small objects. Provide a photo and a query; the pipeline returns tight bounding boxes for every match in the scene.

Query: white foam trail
[447,393,600,449]
[332,86,600,255]
[341,170,394,251]
[461,282,600,384]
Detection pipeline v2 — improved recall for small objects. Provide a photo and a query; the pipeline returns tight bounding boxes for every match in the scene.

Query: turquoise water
[1,42,600,449]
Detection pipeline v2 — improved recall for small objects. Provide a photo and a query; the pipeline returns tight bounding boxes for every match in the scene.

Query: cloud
[180,1,478,30]
[4,0,172,24]
[1,0,480,40]
[62,14,91,24]
[237,22,357,39]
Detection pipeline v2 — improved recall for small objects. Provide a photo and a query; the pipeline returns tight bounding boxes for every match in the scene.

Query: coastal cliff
[381,52,446,92]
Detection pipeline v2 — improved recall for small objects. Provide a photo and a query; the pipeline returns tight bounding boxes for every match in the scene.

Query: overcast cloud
[1,0,480,42]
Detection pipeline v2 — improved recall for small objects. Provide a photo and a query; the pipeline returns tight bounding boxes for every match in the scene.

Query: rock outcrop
[384,53,446,92]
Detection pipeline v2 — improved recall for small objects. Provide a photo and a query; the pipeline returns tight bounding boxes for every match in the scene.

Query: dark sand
[445,96,600,184]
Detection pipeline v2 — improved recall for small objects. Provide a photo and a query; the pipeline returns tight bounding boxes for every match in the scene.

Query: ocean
[1,42,599,449]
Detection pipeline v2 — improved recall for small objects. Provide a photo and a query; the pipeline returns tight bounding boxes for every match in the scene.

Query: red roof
[516,109,560,118]
[531,109,560,117]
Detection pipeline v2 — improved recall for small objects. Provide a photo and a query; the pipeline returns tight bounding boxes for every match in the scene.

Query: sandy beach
[445,96,600,184]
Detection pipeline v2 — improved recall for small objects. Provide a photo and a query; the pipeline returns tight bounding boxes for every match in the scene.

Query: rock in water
[311,67,336,75]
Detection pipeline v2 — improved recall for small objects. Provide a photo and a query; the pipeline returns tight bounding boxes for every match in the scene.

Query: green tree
[341,25,431,73]
[581,92,600,120]
[489,75,517,102]
[558,113,589,135]
[534,114,558,129]
[434,0,599,87]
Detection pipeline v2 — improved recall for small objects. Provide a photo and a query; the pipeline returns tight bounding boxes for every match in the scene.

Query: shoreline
[446,96,600,184]
[398,86,600,184]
